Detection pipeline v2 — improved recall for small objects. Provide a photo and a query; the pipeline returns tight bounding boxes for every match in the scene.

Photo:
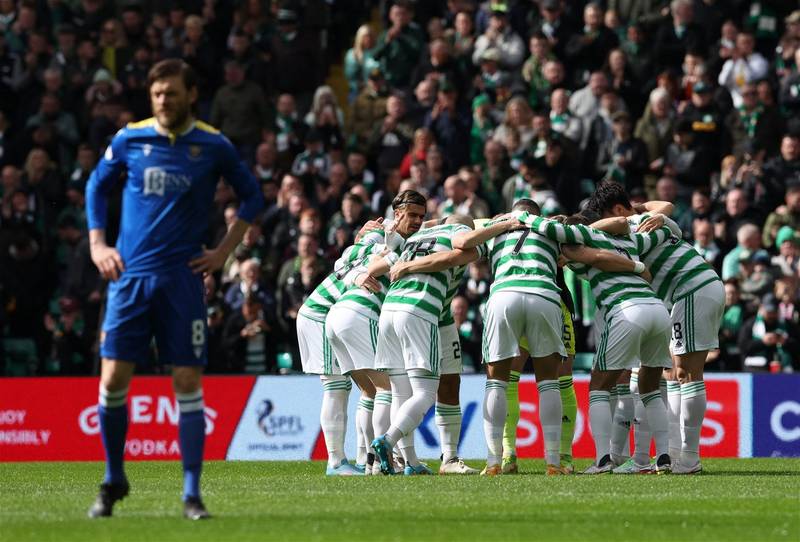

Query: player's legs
[484,358,512,474]
[367,369,392,464]
[630,369,653,468]
[664,366,681,459]
[319,374,355,472]
[672,282,724,473]
[89,275,152,518]
[501,348,526,473]
[586,368,623,471]
[610,370,633,464]
[558,356,577,470]
[638,303,674,471]
[436,323,474,472]
[172,366,207,506]
[350,370,376,468]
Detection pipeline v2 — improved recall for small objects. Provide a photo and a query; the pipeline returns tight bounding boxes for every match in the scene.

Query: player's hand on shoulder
[356,272,381,293]
[640,268,653,283]
[355,218,384,242]
[637,214,665,233]
[189,246,227,275]
[90,243,125,281]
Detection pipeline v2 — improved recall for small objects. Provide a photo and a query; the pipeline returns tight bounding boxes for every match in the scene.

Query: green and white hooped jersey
[384,223,485,325]
[518,213,672,319]
[439,265,467,326]
[298,238,385,323]
[628,213,721,305]
[480,216,562,306]
[335,242,401,321]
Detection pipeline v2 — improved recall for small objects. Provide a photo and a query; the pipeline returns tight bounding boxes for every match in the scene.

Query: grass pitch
[1,459,798,542]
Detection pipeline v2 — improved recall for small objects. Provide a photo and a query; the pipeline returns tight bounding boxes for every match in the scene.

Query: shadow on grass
[699,470,800,476]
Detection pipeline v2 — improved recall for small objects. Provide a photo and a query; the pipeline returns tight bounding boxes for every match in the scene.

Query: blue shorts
[100,266,207,366]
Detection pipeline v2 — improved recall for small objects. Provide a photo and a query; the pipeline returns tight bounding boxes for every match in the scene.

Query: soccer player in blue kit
[85,60,263,520]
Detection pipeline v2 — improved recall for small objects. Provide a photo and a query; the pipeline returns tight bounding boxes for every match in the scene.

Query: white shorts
[670,280,725,355]
[594,301,672,371]
[439,323,462,375]
[482,291,566,363]
[375,310,441,374]
[325,306,379,374]
[297,314,340,375]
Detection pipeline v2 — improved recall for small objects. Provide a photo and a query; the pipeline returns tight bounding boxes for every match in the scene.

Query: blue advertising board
[752,375,800,457]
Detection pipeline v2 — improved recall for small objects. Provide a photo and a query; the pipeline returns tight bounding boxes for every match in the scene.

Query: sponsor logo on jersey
[143,167,192,196]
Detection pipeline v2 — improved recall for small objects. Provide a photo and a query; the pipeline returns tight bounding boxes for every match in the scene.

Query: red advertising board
[0,376,255,461]
[515,378,742,458]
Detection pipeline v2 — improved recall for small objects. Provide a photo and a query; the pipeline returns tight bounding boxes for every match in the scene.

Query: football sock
[666,380,682,459]
[373,390,392,438]
[483,379,508,467]
[386,369,439,467]
[320,376,350,467]
[588,390,612,463]
[502,371,521,458]
[611,384,633,460]
[388,371,415,463]
[631,375,651,465]
[659,377,668,406]
[537,380,562,466]
[680,381,706,466]
[98,385,129,485]
[356,397,375,465]
[435,402,462,464]
[176,389,206,500]
[641,390,669,459]
[559,375,577,459]
[609,385,618,420]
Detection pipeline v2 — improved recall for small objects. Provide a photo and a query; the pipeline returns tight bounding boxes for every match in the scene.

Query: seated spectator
[718,31,769,108]
[721,222,768,280]
[224,258,275,315]
[771,226,800,277]
[253,141,279,185]
[222,294,276,374]
[471,3,524,71]
[779,47,800,117]
[346,151,376,195]
[738,293,800,372]
[521,32,556,101]
[714,188,763,252]
[437,175,489,219]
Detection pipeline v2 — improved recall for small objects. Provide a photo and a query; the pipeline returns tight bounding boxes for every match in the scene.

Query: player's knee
[172,366,203,394]
[436,374,460,403]
[100,359,134,392]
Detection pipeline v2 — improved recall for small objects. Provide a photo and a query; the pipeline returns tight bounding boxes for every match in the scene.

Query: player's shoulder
[124,117,158,134]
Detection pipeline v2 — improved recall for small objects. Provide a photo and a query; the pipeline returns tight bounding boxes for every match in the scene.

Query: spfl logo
[256,400,304,438]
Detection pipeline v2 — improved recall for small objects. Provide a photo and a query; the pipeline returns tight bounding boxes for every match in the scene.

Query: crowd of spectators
[0,0,798,376]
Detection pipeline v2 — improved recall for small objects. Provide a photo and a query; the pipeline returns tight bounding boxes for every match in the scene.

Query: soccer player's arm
[590,216,630,235]
[389,247,480,282]
[516,212,592,244]
[451,218,524,250]
[561,245,650,278]
[634,212,683,237]
[633,200,674,216]
[86,132,128,280]
[633,226,673,255]
[191,137,265,274]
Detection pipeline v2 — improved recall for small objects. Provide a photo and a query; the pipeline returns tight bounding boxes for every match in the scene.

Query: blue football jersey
[86,118,264,274]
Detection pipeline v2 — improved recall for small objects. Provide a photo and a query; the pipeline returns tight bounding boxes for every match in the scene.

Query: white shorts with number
[482,291,566,363]
[670,280,725,355]
[594,301,672,371]
[325,305,379,374]
[298,314,340,375]
[439,323,462,375]
[375,310,441,374]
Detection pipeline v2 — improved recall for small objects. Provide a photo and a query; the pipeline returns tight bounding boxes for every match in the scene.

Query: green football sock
[502,371,521,458]
[559,375,577,458]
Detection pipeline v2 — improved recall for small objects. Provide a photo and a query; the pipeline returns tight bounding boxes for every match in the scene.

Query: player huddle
[298,181,724,477]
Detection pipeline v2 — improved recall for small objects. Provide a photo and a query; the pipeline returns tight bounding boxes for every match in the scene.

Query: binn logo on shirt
[143,167,192,196]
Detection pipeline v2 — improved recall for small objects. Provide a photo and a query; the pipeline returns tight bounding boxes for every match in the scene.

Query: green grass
[1,460,798,542]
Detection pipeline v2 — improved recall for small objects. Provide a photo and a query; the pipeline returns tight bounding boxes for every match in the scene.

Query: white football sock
[320,376,350,467]
[373,390,392,439]
[666,381,682,459]
[537,380,562,466]
[680,381,706,466]
[388,371,415,460]
[588,390,612,463]
[642,390,668,459]
[483,379,508,467]
[386,369,438,466]
[610,384,633,460]
[435,402,462,464]
[356,397,374,465]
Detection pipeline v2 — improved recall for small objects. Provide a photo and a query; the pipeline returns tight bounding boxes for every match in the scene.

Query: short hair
[736,223,760,244]
[147,59,197,90]
[445,214,474,228]
[511,198,541,215]
[586,181,632,216]
[391,189,426,210]
[564,213,592,226]
[343,192,364,205]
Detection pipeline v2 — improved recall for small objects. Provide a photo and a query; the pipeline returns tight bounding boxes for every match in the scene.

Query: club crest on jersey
[143,144,152,156]
[189,145,202,159]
